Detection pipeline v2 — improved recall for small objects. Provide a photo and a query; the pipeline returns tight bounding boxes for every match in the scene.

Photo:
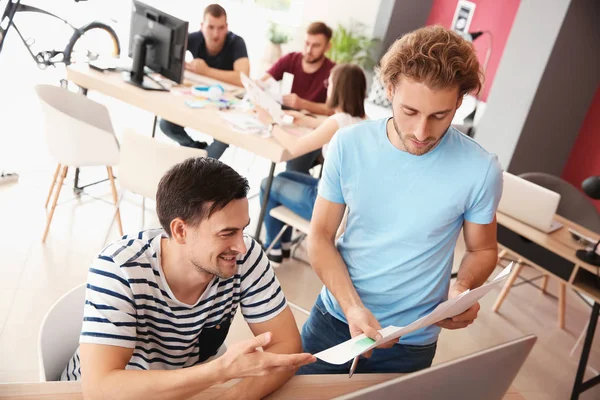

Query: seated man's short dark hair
[306,22,333,41]
[156,157,249,236]
[204,4,227,19]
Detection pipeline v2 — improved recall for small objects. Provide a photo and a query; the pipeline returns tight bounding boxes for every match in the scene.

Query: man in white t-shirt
[60,157,315,399]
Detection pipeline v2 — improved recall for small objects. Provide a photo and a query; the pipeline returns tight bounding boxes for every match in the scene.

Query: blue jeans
[298,296,437,374]
[259,171,319,250]
[159,119,229,159]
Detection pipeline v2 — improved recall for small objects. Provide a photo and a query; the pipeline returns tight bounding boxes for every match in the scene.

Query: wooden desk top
[496,213,599,273]
[496,211,600,302]
[66,64,295,164]
[0,375,524,399]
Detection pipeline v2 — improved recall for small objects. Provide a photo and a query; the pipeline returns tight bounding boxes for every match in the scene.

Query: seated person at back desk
[260,21,336,173]
[59,158,315,400]
[159,4,249,159]
[257,64,367,264]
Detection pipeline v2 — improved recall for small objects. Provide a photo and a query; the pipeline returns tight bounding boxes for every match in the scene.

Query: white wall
[301,0,383,37]
[285,0,387,53]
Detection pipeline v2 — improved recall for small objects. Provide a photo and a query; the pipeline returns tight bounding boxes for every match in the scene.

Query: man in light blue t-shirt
[299,26,503,375]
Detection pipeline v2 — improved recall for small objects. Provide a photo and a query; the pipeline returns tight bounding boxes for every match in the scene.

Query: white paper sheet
[281,72,294,95]
[315,263,514,365]
[218,112,265,134]
[240,73,286,124]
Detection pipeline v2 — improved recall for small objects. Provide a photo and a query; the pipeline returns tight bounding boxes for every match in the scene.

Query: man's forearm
[217,342,299,400]
[301,99,334,116]
[308,233,362,314]
[204,67,244,87]
[85,361,224,400]
[455,248,498,290]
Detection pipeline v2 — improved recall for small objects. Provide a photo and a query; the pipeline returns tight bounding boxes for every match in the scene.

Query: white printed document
[240,72,286,124]
[315,263,514,365]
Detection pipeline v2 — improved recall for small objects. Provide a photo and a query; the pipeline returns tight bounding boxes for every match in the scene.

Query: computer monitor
[335,335,537,400]
[125,1,188,90]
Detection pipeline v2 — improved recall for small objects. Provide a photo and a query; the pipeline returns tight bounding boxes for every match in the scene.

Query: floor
[1,21,600,400]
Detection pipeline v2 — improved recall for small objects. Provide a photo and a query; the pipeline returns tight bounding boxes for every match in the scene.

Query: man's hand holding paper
[436,283,481,330]
[314,263,514,365]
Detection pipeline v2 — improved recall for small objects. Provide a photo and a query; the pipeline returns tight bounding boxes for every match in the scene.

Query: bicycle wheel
[63,21,120,65]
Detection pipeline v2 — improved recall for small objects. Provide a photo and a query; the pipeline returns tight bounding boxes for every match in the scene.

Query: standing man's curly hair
[378,25,483,97]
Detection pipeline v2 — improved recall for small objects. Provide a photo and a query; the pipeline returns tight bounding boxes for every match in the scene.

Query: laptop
[335,335,536,400]
[498,172,563,233]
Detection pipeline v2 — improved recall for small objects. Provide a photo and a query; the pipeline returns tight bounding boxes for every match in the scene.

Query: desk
[0,375,524,399]
[496,212,600,400]
[65,64,299,239]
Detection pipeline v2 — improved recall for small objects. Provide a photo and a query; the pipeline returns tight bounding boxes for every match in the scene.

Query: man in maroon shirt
[262,22,335,116]
[261,22,335,172]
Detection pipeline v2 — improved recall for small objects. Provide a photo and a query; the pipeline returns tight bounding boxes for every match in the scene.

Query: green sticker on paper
[351,337,376,354]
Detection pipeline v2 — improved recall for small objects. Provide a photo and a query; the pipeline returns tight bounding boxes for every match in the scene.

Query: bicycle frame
[0,0,80,67]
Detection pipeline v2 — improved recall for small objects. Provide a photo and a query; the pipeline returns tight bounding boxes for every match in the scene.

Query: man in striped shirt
[60,157,315,399]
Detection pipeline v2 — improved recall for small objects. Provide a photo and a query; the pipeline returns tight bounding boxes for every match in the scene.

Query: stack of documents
[218,112,266,134]
[315,263,515,365]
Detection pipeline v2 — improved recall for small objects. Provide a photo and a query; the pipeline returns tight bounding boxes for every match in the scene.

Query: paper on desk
[218,112,266,134]
[314,263,514,365]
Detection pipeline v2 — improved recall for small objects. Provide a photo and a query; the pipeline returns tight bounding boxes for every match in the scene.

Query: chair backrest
[519,172,600,234]
[34,84,120,167]
[38,284,86,381]
[119,129,208,200]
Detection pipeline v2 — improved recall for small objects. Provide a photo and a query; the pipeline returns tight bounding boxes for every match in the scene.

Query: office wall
[377,0,434,58]
[300,0,383,38]
[283,0,391,65]
[474,0,571,169]
[424,0,521,102]
[504,0,600,176]
[562,86,600,212]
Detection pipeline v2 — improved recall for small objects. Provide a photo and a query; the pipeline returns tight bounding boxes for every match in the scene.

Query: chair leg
[141,196,146,230]
[45,164,61,209]
[42,166,68,243]
[103,193,125,247]
[498,248,507,260]
[107,167,123,236]
[541,274,550,294]
[492,261,524,312]
[570,321,590,357]
[265,225,290,255]
[558,282,566,329]
[291,233,307,259]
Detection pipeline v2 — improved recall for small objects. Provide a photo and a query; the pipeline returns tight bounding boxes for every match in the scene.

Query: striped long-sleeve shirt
[60,229,286,380]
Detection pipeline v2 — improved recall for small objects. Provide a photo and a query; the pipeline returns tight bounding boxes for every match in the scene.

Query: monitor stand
[123,34,168,92]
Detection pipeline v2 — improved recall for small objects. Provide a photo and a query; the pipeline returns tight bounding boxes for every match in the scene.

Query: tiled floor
[1,22,600,400]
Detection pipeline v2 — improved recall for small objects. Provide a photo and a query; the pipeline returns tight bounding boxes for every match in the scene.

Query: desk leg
[571,302,600,400]
[73,87,89,193]
[254,162,276,242]
[151,115,158,138]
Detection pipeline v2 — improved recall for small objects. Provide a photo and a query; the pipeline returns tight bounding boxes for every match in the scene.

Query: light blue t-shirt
[319,118,503,345]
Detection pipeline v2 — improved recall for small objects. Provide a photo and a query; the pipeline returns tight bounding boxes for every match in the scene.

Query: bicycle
[0,0,121,69]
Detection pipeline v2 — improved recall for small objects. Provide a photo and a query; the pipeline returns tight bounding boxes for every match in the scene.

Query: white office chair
[38,284,86,381]
[265,205,348,262]
[35,84,123,243]
[105,129,208,241]
[265,206,311,257]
